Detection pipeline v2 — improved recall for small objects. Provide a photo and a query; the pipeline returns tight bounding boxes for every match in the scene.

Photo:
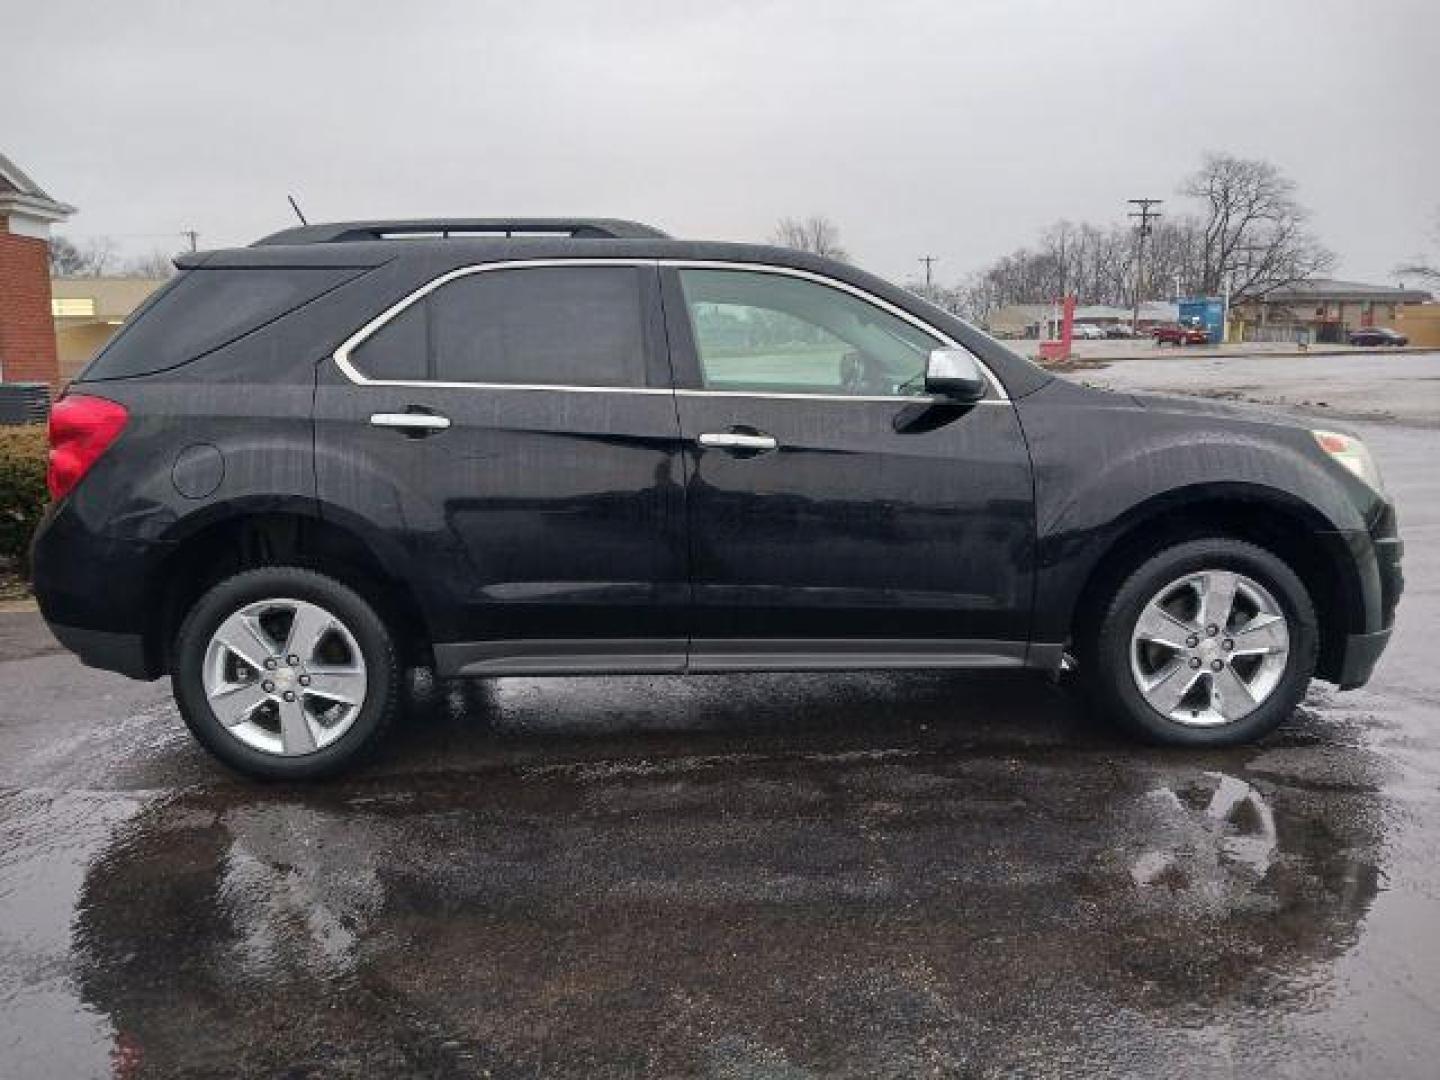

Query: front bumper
[1327,526,1402,691]
[1336,625,1393,690]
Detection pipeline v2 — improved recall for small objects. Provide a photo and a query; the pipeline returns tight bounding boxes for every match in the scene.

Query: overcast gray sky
[5,0,1436,286]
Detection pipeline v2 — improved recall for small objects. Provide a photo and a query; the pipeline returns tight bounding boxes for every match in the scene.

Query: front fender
[1016,380,1378,644]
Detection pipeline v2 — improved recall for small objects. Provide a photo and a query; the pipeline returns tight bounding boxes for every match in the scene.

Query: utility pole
[919,255,938,290]
[1128,198,1161,331]
[182,229,199,253]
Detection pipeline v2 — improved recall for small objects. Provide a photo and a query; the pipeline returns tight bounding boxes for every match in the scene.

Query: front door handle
[698,432,778,452]
[370,410,451,435]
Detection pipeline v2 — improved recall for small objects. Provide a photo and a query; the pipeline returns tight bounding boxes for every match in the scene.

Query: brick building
[1230,279,1433,344]
[0,151,74,387]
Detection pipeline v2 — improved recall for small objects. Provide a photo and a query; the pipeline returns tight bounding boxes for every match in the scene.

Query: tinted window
[83,267,359,381]
[350,266,648,386]
[677,269,941,396]
[349,300,428,381]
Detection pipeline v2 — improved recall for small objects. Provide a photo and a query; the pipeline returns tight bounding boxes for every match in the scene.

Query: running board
[687,638,1026,672]
[434,638,1065,679]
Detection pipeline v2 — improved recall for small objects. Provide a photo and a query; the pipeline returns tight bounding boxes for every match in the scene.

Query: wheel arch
[1059,482,1365,683]
[146,506,432,673]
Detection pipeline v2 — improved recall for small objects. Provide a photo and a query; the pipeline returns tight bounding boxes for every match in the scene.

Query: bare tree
[969,153,1333,309]
[893,151,1339,318]
[955,271,1004,323]
[1181,152,1333,300]
[49,235,118,277]
[904,280,965,317]
[49,236,86,276]
[121,250,178,279]
[1143,216,1205,300]
[771,216,849,261]
[966,218,1164,310]
[1395,206,1440,286]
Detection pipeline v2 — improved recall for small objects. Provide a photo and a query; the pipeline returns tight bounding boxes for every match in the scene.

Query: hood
[1126,389,1332,433]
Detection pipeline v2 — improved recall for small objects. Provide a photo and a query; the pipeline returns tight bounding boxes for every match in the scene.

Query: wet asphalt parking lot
[2,352,1438,1078]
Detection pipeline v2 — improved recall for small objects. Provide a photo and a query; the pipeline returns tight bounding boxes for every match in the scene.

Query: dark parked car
[1104,323,1137,339]
[32,218,1403,778]
[1153,323,1209,346]
[1348,327,1408,347]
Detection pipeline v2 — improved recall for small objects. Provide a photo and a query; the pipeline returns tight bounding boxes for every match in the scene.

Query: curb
[1025,345,1434,363]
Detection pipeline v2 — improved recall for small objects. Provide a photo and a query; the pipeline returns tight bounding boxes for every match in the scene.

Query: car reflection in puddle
[68,673,1388,1076]
[1129,773,1279,895]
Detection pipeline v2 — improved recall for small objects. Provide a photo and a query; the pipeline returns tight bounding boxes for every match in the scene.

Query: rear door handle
[370,411,451,433]
[698,432,778,452]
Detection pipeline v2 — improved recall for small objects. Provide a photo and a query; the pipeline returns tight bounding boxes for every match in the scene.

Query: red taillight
[47,395,129,501]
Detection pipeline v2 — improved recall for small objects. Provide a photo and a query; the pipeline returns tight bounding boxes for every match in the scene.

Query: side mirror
[924,348,987,401]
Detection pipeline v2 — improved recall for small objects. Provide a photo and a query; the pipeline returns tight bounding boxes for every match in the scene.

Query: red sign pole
[1038,294,1077,362]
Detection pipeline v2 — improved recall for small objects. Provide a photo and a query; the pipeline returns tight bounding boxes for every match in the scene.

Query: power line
[55,231,191,240]
[1128,198,1162,329]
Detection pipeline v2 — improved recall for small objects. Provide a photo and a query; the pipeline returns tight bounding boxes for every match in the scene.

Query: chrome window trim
[676,389,950,404]
[331,257,1007,402]
[331,258,666,393]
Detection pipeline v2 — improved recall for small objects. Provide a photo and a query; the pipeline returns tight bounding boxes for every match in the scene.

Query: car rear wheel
[1085,538,1318,745]
[172,567,398,779]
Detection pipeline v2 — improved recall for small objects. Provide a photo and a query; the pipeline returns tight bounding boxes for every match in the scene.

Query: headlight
[1313,430,1385,493]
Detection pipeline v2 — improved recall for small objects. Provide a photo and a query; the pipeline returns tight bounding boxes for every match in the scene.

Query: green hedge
[0,425,48,574]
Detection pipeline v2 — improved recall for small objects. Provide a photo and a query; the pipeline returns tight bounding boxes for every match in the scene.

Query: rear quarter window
[80,266,362,381]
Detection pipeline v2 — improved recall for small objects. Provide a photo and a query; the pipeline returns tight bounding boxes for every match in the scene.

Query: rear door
[661,263,1035,670]
[314,260,689,676]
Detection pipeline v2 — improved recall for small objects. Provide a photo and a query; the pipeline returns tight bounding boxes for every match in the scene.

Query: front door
[661,265,1034,669]
[314,261,689,675]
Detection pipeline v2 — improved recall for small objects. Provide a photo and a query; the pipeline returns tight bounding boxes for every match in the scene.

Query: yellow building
[1230,279,1432,344]
[50,277,167,381]
[1395,303,1440,348]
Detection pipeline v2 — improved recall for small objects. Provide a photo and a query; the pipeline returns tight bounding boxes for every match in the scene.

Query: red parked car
[1153,323,1209,346]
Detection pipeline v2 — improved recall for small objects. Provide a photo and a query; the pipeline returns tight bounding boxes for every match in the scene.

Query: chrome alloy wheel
[201,598,368,756]
[1129,569,1290,726]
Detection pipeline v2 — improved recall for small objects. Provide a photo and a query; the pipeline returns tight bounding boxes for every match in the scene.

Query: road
[1,352,1437,1078]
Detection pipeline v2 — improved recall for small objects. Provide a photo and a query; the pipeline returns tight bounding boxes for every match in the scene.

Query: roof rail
[254,218,669,246]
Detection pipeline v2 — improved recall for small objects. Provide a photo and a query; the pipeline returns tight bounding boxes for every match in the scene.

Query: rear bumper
[30,502,169,680]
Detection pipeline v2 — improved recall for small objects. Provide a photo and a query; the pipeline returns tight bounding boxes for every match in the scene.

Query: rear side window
[81,267,360,381]
[347,266,647,387]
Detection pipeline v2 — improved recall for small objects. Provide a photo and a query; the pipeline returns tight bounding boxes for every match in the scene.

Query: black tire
[172,567,399,780]
[1083,537,1318,746]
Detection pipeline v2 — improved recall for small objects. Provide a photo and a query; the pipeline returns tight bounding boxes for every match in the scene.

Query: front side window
[677,268,943,397]
[349,265,647,387]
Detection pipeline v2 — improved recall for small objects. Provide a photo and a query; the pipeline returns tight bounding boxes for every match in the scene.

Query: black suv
[31,218,1403,779]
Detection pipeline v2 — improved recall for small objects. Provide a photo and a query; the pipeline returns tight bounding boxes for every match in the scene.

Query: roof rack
[254,218,669,246]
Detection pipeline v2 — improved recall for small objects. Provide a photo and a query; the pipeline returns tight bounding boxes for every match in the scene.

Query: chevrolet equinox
[30,218,1403,779]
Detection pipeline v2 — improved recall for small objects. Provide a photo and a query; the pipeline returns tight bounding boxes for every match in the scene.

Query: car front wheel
[1085,538,1318,745]
[172,567,399,779]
